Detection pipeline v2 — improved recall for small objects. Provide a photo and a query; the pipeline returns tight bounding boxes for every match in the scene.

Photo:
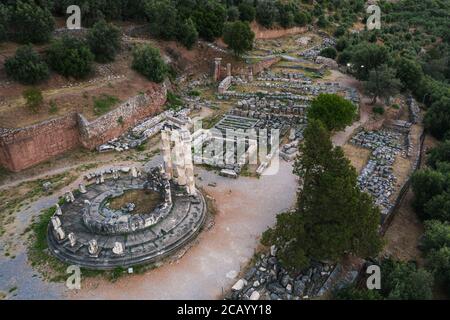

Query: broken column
[181,129,196,195]
[161,129,173,179]
[248,67,254,82]
[227,63,232,77]
[214,58,222,82]
[173,130,187,187]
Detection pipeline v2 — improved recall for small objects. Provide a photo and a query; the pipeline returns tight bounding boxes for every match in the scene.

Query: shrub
[87,20,121,63]
[23,88,44,113]
[227,6,239,22]
[5,45,49,84]
[424,96,450,140]
[238,3,255,22]
[93,95,119,116]
[256,0,278,28]
[176,18,198,50]
[319,47,337,59]
[132,44,167,83]
[381,259,434,300]
[0,4,9,42]
[46,36,94,79]
[427,140,450,169]
[10,0,54,43]
[373,106,385,115]
[49,100,58,114]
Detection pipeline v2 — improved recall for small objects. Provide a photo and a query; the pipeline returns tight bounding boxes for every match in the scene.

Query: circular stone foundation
[47,167,206,270]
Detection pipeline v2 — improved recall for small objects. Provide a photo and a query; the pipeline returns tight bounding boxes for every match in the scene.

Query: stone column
[248,67,254,82]
[173,130,187,187]
[181,129,196,195]
[227,63,232,77]
[161,130,173,179]
[214,58,222,82]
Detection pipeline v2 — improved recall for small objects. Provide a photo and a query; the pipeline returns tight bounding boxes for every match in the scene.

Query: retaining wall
[0,84,167,172]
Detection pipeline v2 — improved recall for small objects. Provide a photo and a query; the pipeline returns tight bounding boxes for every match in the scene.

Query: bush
[334,26,346,38]
[381,259,434,300]
[411,167,448,219]
[223,21,255,56]
[334,285,383,300]
[256,0,278,28]
[427,140,450,169]
[294,12,308,26]
[191,1,226,41]
[132,44,167,83]
[87,20,121,63]
[422,220,450,253]
[424,96,450,140]
[226,6,239,22]
[10,0,54,43]
[23,88,44,113]
[307,94,357,131]
[5,45,49,84]
[176,18,198,50]
[373,106,385,115]
[46,36,94,79]
[93,94,119,116]
[0,4,9,42]
[319,47,337,59]
[144,0,178,40]
[238,3,255,22]
[165,91,183,111]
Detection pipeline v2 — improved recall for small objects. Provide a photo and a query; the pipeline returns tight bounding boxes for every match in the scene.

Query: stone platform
[47,169,206,270]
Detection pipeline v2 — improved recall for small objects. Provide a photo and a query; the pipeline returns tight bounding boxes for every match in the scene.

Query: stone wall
[0,83,167,172]
[79,83,167,149]
[252,57,282,75]
[0,114,80,172]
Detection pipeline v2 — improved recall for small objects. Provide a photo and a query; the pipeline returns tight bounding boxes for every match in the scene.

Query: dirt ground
[382,189,425,265]
[0,27,245,128]
[341,144,371,173]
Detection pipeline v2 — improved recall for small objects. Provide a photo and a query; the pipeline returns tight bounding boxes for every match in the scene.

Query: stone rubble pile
[236,96,309,116]
[219,91,312,102]
[98,108,191,152]
[299,37,336,60]
[351,129,406,215]
[257,71,312,83]
[226,246,337,300]
[407,96,421,124]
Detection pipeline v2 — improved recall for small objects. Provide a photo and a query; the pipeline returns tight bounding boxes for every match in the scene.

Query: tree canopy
[9,0,55,43]
[223,21,255,56]
[262,120,382,269]
[5,45,49,85]
[307,94,357,131]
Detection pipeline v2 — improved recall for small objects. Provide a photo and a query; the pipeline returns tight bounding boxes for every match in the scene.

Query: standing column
[248,67,254,82]
[181,130,196,195]
[226,63,232,77]
[173,130,187,187]
[214,58,222,82]
[161,130,173,179]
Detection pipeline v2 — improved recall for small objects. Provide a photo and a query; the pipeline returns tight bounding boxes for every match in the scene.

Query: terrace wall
[0,83,167,172]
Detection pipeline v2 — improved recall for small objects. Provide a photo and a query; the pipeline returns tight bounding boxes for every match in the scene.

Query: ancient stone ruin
[47,130,205,270]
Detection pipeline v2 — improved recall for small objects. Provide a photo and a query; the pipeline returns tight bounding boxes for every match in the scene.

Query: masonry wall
[0,114,80,172]
[79,83,167,149]
[0,83,167,172]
